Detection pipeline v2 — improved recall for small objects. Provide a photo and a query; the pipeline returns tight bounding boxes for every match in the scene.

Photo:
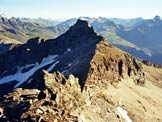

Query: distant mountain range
[0,14,57,43]
[46,16,162,64]
[21,17,62,26]
[109,17,144,28]
[117,15,162,64]
[0,14,162,64]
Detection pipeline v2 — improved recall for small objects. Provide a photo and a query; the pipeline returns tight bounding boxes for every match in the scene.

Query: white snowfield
[0,55,59,88]
[116,106,132,122]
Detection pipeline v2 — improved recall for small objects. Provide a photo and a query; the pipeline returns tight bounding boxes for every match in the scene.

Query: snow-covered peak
[0,13,8,18]
[96,17,108,23]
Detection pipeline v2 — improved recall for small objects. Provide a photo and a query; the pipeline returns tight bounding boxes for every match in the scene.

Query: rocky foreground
[1,67,162,122]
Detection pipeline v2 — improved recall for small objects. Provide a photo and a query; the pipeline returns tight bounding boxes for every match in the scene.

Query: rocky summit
[0,20,162,122]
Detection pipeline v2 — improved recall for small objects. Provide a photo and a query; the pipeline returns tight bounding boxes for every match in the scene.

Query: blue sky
[1,0,162,19]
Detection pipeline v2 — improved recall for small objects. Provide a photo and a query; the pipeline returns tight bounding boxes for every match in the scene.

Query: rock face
[0,43,16,54]
[86,40,145,87]
[0,20,149,121]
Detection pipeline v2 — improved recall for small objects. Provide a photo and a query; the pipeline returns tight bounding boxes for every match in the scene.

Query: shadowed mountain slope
[0,20,162,122]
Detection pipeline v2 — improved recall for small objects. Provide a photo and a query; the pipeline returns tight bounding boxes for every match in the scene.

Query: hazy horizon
[1,0,162,19]
[0,13,160,20]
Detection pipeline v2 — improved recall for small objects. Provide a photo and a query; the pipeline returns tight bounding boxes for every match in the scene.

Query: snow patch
[62,63,73,75]
[116,106,132,122]
[62,70,68,75]
[67,48,71,52]
[0,55,58,88]
[64,48,71,54]
[68,63,72,67]
[27,79,32,84]
[79,113,86,122]
[16,64,35,73]
[47,61,59,72]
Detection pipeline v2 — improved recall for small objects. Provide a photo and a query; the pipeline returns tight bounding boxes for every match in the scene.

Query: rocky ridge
[0,20,145,96]
[86,40,145,87]
[0,20,162,122]
[142,60,162,68]
[0,70,134,122]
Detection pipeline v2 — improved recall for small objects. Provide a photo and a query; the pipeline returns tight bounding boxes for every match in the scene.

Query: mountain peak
[58,19,102,49]
[0,13,7,18]
[153,15,161,21]
[0,19,145,96]
[0,14,8,23]
[71,19,92,30]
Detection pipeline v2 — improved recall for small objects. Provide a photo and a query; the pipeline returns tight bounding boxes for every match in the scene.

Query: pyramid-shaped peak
[63,19,102,45]
[71,19,92,29]
[75,19,89,25]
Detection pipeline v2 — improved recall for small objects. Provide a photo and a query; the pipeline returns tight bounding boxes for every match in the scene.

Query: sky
[1,0,162,19]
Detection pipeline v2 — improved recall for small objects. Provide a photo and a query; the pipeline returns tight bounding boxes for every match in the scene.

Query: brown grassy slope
[0,35,22,44]
[80,40,162,122]
[143,65,162,88]
[84,72,162,121]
